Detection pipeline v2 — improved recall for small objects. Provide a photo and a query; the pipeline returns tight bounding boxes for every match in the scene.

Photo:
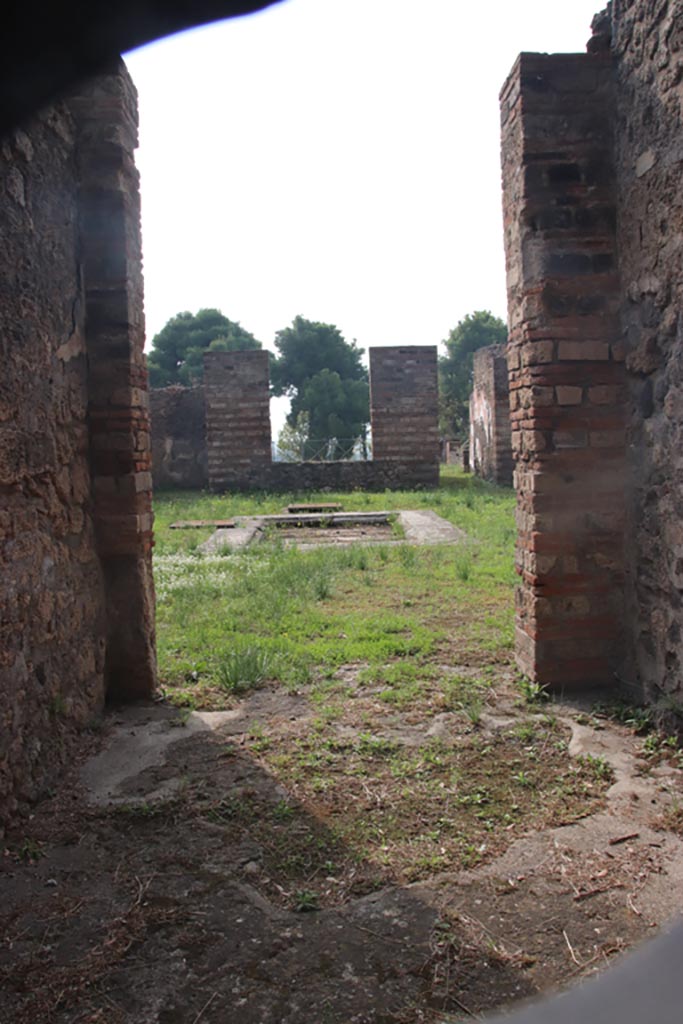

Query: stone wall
[151,386,207,489]
[0,62,154,825]
[469,345,513,485]
[611,0,683,714]
[370,346,440,470]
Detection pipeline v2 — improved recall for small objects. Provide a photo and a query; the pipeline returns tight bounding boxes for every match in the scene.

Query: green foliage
[276,411,310,462]
[271,316,369,459]
[438,310,507,442]
[147,308,262,387]
[217,645,274,693]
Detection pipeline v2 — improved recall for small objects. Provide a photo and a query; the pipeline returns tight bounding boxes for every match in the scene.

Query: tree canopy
[438,310,507,442]
[272,316,369,459]
[147,308,261,388]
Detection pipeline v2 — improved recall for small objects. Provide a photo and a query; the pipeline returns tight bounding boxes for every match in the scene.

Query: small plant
[17,838,44,863]
[313,574,332,600]
[578,753,614,781]
[293,889,319,912]
[48,695,67,717]
[273,799,295,821]
[398,545,416,568]
[517,676,549,705]
[461,696,483,727]
[453,546,473,582]
[216,646,274,693]
[512,770,533,788]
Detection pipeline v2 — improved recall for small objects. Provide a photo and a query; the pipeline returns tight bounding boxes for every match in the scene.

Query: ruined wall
[204,350,272,492]
[611,0,683,712]
[469,345,513,485]
[0,103,106,823]
[370,347,440,479]
[151,386,207,489]
[501,51,626,689]
[501,1,683,705]
[191,347,440,492]
[0,63,154,824]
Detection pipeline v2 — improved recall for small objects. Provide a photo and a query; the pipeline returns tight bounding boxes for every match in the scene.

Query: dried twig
[192,991,218,1024]
[562,930,581,966]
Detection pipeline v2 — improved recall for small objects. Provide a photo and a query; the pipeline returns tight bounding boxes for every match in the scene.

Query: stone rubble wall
[611,0,683,714]
[0,62,154,826]
[150,386,208,489]
[469,345,513,486]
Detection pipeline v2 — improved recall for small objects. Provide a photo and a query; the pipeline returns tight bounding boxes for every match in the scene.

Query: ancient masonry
[150,385,207,489]
[204,349,273,490]
[150,345,441,492]
[369,346,441,463]
[0,62,155,824]
[500,0,683,711]
[469,345,513,486]
[4,0,683,825]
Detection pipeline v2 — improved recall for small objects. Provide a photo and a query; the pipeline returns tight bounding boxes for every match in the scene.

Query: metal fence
[272,436,372,463]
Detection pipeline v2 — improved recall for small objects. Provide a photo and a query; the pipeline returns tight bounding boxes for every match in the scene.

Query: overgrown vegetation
[153,468,516,704]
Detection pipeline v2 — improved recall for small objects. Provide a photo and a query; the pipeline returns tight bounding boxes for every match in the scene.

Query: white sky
[125,0,600,432]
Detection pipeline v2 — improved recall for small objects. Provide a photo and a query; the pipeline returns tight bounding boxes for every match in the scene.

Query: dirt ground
[2,679,683,1024]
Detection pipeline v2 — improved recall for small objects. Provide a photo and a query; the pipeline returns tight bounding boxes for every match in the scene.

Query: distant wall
[370,346,440,469]
[152,347,441,492]
[150,386,207,489]
[469,345,513,485]
[204,350,273,492]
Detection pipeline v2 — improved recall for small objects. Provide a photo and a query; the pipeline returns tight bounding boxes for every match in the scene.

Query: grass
[148,469,616,892]
[153,468,516,703]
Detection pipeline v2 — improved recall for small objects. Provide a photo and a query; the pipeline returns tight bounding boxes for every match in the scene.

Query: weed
[577,753,614,781]
[517,676,549,705]
[273,799,295,821]
[293,889,319,912]
[461,696,483,727]
[453,545,473,582]
[217,646,274,693]
[398,545,416,568]
[17,838,44,862]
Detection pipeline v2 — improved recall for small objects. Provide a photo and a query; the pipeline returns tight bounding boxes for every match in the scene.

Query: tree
[271,316,369,459]
[438,310,507,441]
[275,411,310,462]
[147,308,261,387]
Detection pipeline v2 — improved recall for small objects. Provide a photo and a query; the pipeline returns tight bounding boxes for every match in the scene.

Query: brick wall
[71,64,156,701]
[150,386,207,489]
[469,345,513,486]
[0,62,154,825]
[204,350,272,491]
[500,51,626,689]
[370,347,440,476]
[183,347,440,492]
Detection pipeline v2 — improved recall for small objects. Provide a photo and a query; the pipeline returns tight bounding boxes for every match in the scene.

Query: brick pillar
[501,53,626,689]
[204,350,272,491]
[369,346,440,477]
[71,62,156,700]
[469,344,513,486]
